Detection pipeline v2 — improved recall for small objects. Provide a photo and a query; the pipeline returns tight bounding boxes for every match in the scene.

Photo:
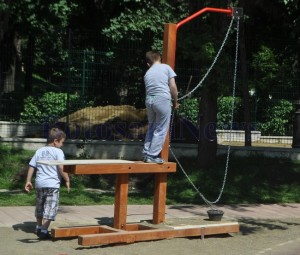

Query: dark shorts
[35,188,59,221]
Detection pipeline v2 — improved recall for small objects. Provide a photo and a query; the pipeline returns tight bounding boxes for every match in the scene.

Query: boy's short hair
[146,50,162,65]
[47,128,66,143]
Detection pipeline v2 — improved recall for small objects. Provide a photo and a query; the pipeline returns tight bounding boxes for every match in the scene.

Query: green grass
[1,143,300,206]
[167,155,300,204]
[0,188,153,206]
[0,144,33,189]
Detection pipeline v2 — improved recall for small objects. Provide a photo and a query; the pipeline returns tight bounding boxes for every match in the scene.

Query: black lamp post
[292,100,300,148]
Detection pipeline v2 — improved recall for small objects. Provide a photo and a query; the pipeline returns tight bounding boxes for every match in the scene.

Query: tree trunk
[195,1,226,168]
[2,31,21,93]
[197,85,218,168]
[239,12,252,146]
[0,4,16,93]
[24,34,34,93]
[3,57,15,93]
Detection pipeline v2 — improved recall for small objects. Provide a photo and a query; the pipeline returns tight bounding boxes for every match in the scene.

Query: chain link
[169,17,240,208]
[178,17,234,101]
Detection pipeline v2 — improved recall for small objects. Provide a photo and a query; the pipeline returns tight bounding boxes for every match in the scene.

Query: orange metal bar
[176,7,233,30]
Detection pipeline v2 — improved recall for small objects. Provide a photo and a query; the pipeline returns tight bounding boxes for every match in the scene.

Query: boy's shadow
[13,221,41,243]
[13,221,36,233]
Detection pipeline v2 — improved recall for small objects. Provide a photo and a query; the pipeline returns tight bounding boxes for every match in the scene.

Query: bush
[177,98,199,125]
[177,96,243,129]
[169,96,293,136]
[217,96,243,129]
[19,92,94,124]
[258,99,294,135]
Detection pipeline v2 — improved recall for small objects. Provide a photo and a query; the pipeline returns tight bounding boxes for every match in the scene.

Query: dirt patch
[57,105,148,140]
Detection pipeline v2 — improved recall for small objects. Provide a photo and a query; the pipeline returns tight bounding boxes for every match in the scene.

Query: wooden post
[160,23,177,161]
[153,173,168,224]
[152,23,177,224]
[114,174,129,229]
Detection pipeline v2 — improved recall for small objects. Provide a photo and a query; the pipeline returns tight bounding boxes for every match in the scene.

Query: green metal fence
[0,30,299,146]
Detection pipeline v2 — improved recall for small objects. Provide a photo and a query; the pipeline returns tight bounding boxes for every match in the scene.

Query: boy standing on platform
[143,50,179,163]
[24,128,70,239]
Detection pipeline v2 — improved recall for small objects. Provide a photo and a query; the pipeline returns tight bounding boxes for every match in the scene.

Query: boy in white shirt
[25,128,70,239]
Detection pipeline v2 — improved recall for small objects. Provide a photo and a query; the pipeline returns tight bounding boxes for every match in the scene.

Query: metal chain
[178,17,234,101]
[169,17,240,208]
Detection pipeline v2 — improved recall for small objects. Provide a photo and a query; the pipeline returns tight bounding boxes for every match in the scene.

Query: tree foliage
[102,0,188,50]
[251,46,280,97]
[0,0,78,92]
[0,0,299,149]
[259,99,294,135]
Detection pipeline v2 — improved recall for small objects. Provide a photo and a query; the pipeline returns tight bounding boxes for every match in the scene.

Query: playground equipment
[45,6,242,246]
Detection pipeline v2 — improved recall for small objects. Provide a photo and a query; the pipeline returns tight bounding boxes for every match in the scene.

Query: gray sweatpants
[143,95,171,157]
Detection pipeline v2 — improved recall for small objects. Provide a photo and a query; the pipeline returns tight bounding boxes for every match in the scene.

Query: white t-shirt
[29,146,65,188]
[144,63,177,99]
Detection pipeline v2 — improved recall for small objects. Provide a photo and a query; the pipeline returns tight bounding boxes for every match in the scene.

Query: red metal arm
[176,7,233,30]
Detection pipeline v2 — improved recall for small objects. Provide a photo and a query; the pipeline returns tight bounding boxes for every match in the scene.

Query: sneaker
[145,155,164,164]
[37,230,52,240]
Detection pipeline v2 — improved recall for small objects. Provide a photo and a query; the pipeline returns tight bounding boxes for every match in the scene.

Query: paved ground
[1,203,300,227]
[1,204,300,255]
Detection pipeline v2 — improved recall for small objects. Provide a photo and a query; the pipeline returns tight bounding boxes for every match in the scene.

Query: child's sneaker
[37,230,52,240]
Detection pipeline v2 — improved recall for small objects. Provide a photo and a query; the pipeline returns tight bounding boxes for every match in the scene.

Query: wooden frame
[52,223,239,246]
[44,159,239,246]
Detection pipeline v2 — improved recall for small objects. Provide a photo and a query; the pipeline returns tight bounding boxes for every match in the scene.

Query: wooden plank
[63,162,176,174]
[37,159,134,165]
[51,225,121,238]
[153,173,167,224]
[78,222,240,246]
[113,174,129,229]
[172,222,240,230]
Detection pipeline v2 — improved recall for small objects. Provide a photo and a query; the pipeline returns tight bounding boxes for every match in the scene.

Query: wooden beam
[51,225,121,238]
[63,162,176,175]
[78,222,240,246]
[51,224,154,239]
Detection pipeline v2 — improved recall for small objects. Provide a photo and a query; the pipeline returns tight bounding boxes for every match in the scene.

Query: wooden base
[51,222,239,246]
